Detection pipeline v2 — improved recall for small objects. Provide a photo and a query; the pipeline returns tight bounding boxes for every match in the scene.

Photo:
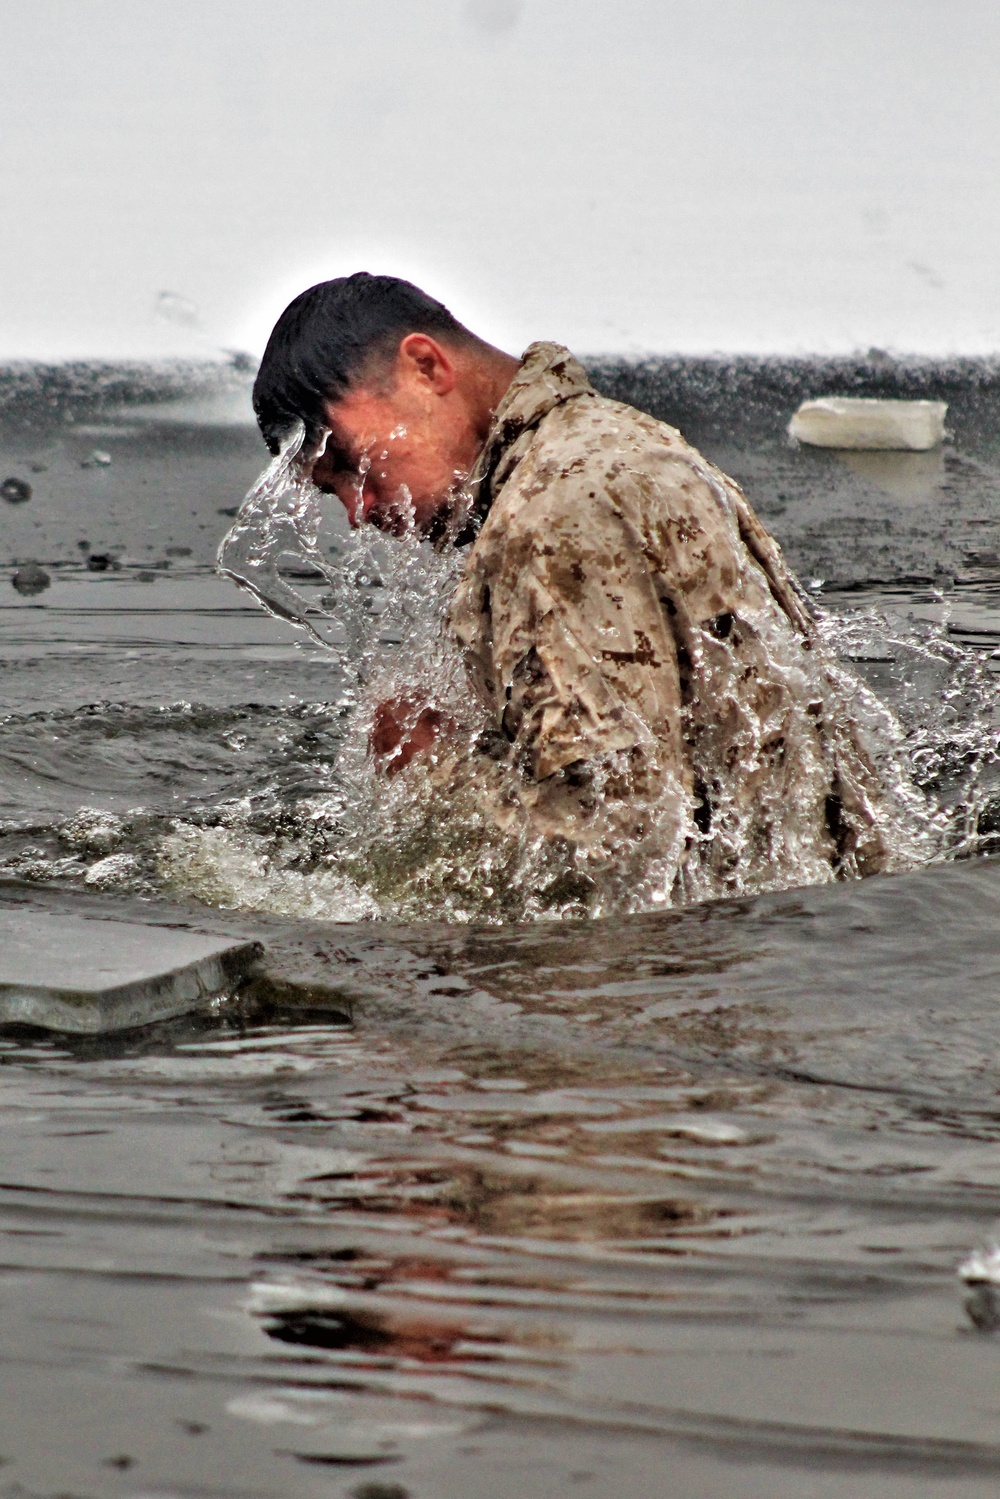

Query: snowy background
[2,0,999,361]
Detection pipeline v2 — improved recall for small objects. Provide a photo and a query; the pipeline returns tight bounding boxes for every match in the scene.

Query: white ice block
[788,397,947,451]
[0,908,259,1031]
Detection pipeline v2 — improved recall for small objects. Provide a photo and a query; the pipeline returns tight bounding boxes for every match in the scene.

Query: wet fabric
[448,342,897,883]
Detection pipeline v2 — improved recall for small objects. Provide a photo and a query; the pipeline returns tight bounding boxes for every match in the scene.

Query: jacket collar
[466,342,593,524]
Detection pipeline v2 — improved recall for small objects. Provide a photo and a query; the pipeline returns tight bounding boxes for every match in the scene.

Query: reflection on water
[6,859,1000,1493]
[834,445,947,504]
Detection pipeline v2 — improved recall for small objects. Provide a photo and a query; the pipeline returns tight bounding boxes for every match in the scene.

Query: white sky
[3,0,1000,360]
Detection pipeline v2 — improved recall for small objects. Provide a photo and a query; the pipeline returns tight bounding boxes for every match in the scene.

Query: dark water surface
[4,360,1000,1495]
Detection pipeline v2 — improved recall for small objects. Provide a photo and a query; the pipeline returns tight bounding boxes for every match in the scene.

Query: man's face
[309,336,483,535]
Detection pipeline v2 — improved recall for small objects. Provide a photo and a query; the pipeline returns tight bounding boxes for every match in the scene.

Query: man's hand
[370,696,451,776]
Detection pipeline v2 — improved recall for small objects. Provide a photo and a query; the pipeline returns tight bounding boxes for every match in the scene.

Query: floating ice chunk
[959,1241,1000,1285]
[11,564,50,596]
[958,1240,1000,1331]
[661,1118,749,1145]
[0,908,259,1032]
[248,1276,350,1314]
[789,397,947,450]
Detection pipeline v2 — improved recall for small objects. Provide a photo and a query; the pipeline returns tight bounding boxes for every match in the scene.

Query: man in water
[251,272,899,893]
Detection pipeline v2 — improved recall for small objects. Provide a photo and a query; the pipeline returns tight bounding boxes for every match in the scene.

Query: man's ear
[397,333,457,395]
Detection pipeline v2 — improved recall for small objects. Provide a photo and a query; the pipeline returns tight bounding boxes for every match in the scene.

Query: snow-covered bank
[3,0,999,363]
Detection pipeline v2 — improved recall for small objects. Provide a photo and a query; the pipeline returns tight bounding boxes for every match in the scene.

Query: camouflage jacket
[448,342,897,881]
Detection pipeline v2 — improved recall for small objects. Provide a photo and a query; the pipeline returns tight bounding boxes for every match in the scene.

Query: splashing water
[146,435,1000,924]
[818,601,1000,861]
[216,420,472,679]
[216,421,354,651]
[191,423,507,918]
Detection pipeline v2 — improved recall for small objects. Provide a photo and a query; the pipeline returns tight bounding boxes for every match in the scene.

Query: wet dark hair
[252,272,478,454]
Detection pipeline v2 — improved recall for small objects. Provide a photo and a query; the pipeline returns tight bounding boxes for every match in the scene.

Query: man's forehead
[323,385,400,447]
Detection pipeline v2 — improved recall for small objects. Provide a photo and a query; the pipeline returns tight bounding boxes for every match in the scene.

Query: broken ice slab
[788,397,947,450]
[0,909,260,1033]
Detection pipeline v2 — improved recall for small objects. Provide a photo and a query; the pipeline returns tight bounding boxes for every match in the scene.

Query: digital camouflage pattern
[446,342,901,888]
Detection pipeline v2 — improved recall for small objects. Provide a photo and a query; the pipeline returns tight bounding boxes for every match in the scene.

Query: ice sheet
[0,907,259,1031]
